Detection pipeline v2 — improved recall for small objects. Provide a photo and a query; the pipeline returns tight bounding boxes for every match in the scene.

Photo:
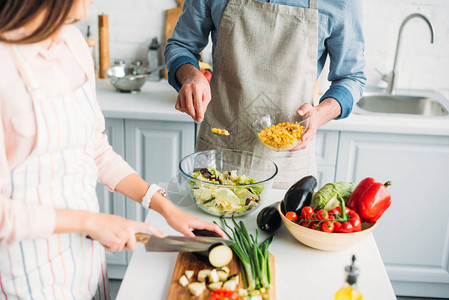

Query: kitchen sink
[354,91,449,117]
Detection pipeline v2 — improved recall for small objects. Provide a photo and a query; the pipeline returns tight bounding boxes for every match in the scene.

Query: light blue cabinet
[315,130,339,187]
[124,119,196,223]
[96,118,196,279]
[335,131,449,298]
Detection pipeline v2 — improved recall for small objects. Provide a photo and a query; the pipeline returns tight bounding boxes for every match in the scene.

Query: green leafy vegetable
[311,182,355,211]
[190,168,265,215]
[216,218,273,294]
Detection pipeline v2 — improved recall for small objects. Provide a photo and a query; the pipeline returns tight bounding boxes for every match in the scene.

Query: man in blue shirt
[165,0,366,188]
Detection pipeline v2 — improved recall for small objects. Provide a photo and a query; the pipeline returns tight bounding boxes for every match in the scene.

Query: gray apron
[197,0,319,189]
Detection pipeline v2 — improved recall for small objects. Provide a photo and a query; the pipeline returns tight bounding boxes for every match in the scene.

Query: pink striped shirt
[0,25,135,245]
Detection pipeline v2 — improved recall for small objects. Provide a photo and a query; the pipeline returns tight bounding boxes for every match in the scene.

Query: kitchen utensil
[98,14,110,79]
[197,119,230,136]
[134,233,234,252]
[251,112,309,152]
[167,252,276,299]
[178,149,278,217]
[278,202,378,251]
[105,64,163,93]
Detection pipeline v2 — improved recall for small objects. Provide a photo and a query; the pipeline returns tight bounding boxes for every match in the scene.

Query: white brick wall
[80,0,449,91]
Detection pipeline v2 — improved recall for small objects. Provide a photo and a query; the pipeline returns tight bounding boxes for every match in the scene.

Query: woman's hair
[0,0,76,44]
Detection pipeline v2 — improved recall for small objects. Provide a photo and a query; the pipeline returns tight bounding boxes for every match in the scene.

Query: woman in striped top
[0,1,225,299]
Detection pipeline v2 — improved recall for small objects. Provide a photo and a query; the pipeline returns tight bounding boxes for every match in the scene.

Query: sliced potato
[217,266,230,274]
[184,270,194,279]
[178,275,189,287]
[217,270,228,282]
[228,274,239,285]
[223,279,237,291]
[208,282,223,291]
[197,269,211,282]
[188,282,206,296]
[209,269,219,283]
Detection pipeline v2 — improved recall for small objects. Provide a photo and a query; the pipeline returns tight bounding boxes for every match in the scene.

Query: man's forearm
[176,63,201,85]
[315,98,342,127]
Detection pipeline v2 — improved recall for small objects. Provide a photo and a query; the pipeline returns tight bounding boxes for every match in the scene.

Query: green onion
[216,217,273,293]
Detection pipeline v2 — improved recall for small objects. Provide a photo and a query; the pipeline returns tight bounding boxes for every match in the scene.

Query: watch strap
[141,184,166,209]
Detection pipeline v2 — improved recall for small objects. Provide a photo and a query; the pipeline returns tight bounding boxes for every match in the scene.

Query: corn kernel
[211,128,230,136]
[258,121,305,150]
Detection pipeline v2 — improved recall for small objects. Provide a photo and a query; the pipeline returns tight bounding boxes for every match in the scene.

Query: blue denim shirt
[164,0,366,119]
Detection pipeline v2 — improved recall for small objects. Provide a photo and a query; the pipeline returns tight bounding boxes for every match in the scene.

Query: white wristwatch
[141,184,166,209]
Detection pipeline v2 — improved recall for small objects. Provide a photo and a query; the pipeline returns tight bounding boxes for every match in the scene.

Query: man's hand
[175,64,212,122]
[290,98,342,151]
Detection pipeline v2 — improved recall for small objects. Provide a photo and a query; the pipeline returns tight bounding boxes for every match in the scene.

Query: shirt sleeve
[320,0,367,119]
[0,103,56,246]
[164,0,213,91]
[93,101,136,192]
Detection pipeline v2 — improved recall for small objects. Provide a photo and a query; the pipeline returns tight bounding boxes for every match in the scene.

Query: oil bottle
[334,255,363,300]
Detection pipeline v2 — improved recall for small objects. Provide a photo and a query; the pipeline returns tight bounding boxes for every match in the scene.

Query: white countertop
[97,79,449,136]
[96,79,190,122]
[116,189,396,300]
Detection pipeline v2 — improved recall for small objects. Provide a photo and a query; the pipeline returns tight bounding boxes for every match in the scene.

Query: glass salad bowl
[251,112,309,152]
[179,149,278,217]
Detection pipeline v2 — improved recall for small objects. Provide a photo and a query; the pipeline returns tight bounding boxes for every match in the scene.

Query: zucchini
[188,282,206,296]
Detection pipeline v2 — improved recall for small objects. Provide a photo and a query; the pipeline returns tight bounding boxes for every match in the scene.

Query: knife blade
[135,233,234,252]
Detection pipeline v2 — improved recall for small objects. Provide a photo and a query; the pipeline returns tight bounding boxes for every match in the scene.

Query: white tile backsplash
[80,0,449,91]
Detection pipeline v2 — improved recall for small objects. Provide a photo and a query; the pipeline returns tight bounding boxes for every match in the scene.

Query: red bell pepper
[347,177,392,223]
[209,289,239,300]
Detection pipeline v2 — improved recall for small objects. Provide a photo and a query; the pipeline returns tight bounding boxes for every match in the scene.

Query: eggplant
[192,229,233,267]
[282,176,317,214]
[257,201,282,233]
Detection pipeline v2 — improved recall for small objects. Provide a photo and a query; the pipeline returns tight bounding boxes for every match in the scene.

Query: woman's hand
[163,206,227,239]
[84,212,166,252]
[175,64,211,122]
[290,98,342,151]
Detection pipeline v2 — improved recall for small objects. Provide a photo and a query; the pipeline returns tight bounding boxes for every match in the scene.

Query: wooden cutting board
[167,252,276,299]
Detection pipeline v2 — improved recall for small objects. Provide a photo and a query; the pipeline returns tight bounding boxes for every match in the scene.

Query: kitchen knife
[135,233,234,252]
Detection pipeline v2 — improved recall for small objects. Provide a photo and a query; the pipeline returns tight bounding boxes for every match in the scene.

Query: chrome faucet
[381,13,435,94]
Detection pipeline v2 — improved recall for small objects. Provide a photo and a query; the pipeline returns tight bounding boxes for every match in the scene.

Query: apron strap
[309,0,318,10]
[8,44,44,100]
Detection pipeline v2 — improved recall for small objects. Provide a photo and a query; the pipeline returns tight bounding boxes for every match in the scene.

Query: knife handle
[135,232,150,244]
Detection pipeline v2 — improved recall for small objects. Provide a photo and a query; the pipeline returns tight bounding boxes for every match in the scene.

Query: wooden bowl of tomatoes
[277,202,377,251]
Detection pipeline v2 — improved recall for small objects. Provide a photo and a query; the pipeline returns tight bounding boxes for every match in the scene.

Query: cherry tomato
[209,288,239,300]
[301,206,314,220]
[315,209,329,221]
[329,207,340,215]
[333,221,342,233]
[320,221,335,233]
[300,221,310,227]
[309,221,320,231]
[328,214,336,220]
[285,211,298,222]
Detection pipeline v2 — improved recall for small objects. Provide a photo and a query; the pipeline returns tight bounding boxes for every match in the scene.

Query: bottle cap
[149,37,160,50]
